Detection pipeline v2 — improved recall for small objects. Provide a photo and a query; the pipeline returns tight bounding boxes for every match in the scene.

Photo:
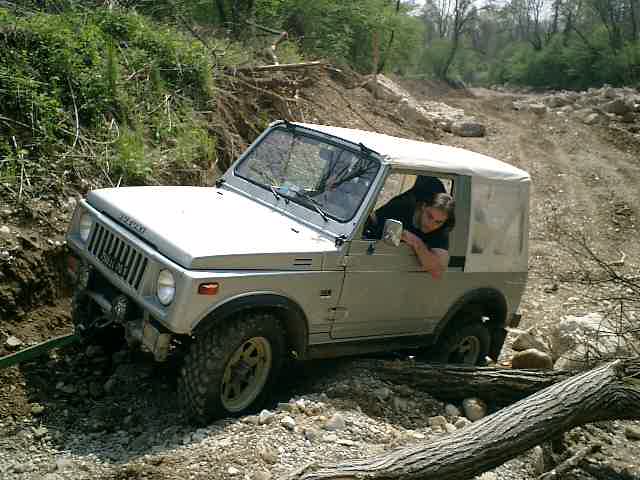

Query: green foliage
[418,39,452,79]
[0,7,216,191]
[254,0,421,73]
[488,29,640,89]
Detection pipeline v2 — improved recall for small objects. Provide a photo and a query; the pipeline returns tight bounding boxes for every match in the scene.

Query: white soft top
[297,123,530,183]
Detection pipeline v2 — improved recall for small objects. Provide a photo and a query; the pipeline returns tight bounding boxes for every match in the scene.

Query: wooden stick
[232,61,326,73]
[537,444,602,480]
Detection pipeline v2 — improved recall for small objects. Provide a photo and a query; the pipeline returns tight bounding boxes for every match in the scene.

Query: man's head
[415,192,456,233]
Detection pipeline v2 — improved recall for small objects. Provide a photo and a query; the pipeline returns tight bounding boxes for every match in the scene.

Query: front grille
[87,222,148,290]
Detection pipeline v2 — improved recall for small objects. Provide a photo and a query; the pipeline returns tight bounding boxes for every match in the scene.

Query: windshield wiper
[276,187,330,222]
[292,190,330,222]
[270,185,281,201]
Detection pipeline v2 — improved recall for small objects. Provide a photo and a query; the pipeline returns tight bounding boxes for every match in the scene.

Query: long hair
[418,192,456,232]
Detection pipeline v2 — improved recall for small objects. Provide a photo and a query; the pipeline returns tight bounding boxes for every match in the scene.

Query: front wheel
[431,319,491,365]
[178,312,285,424]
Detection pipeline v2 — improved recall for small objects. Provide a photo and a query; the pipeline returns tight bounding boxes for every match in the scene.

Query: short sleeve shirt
[371,194,449,250]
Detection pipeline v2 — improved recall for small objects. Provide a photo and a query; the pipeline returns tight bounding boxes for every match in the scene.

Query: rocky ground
[2,72,640,479]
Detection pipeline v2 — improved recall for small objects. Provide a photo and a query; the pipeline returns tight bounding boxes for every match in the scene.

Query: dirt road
[439,88,640,335]
[1,83,640,480]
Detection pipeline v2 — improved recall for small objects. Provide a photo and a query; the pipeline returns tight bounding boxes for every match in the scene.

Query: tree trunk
[371,360,573,405]
[287,359,640,480]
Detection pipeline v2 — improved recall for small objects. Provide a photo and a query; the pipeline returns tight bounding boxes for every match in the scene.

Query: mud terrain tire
[178,312,285,423]
[431,317,491,365]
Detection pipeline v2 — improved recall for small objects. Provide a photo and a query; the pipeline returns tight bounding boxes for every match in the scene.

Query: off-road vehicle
[66,120,530,422]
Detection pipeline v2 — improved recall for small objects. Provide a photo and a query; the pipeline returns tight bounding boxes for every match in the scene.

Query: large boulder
[601,99,632,116]
[551,313,634,370]
[451,119,486,137]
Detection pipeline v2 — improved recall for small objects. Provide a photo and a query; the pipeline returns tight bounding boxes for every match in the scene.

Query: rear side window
[471,182,525,256]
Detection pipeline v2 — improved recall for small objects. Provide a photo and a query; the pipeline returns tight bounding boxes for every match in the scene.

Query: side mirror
[382,219,403,247]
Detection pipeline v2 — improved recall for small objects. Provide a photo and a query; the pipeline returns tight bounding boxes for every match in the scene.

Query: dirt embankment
[1,70,640,480]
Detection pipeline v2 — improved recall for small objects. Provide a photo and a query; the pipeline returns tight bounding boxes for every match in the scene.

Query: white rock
[323,433,338,443]
[583,113,602,125]
[258,409,276,425]
[444,423,457,434]
[55,458,74,470]
[325,413,346,431]
[444,404,461,417]
[227,466,241,475]
[462,398,487,421]
[478,473,498,480]
[454,417,472,429]
[428,415,447,430]
[0,225,10,235]
[552,313,631,363]
[6,335,23,348]
[253,471,272,480]
[281,416,296,431]
[532,445,546,475]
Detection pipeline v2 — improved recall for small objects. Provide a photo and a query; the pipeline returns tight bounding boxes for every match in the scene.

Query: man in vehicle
[366,176,455,279]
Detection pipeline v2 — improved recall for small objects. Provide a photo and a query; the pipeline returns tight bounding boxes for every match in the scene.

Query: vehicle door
[330,172,463,339]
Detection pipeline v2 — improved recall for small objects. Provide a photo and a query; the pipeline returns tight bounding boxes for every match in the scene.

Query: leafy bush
[0,7,216,192]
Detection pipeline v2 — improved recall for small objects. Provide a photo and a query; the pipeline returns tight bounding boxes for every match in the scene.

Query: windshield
[235,127,380,222]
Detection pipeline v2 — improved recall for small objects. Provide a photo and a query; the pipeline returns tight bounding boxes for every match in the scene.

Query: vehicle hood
[86,186,337,269]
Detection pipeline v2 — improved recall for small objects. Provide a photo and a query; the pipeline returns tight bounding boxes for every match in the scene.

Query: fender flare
[434,288,509,360]
[193,293,309,357]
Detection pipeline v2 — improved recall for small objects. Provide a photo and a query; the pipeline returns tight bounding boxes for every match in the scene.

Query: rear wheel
[178,312,285,424]
[431,317,491,365]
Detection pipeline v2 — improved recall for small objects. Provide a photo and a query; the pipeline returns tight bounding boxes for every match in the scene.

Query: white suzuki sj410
[67,120,530,422]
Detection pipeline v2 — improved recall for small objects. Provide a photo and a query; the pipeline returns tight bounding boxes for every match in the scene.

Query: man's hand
[402,229,446,279]
[401,230,422,249]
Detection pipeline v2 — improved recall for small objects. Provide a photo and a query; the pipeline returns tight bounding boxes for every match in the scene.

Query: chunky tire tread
[178,312,285,424]
[431,315,491,366]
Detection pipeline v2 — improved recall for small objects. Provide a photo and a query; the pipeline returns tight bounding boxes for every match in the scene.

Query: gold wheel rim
[451,336,481,364]
[221,336,272,412]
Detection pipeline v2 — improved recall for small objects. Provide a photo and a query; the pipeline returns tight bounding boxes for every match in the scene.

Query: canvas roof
[296,123,530,184]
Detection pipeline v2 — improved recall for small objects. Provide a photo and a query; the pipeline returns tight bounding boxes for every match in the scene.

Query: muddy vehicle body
[66,121,530,422]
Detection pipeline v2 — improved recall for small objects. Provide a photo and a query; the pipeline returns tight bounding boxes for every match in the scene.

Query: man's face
[418,205,448,233]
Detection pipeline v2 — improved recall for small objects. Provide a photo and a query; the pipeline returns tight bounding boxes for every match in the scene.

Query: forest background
[1,0,639,192]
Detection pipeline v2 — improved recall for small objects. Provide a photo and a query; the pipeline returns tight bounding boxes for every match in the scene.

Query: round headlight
[79,213,93,243]
[157,269,176,306]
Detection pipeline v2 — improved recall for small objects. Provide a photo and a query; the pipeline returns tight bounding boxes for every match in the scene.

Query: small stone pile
[512,86,640,126]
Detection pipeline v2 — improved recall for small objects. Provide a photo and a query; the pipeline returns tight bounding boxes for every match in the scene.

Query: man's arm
[401,230,449,279]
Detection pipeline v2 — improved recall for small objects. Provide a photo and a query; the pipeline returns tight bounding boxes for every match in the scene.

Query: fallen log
[287,358,640,480]
[368,359,574,405]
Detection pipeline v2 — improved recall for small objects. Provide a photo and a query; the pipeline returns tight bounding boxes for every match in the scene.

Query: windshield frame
[230,123,383,231]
